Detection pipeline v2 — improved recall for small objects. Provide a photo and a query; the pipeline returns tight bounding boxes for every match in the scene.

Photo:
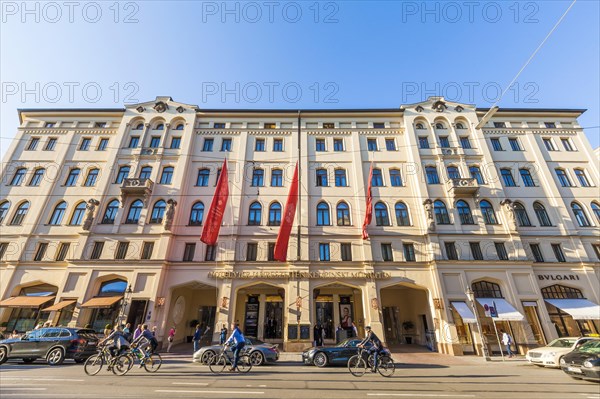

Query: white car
[526,337,599,368]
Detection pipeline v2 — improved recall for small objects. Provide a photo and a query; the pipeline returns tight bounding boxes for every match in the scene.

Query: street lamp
[117,285,133,327]
[465,287,490,361]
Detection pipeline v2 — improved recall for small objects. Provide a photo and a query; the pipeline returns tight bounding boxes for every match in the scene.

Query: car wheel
[22,358,36,364]
[250,351,264,366]
[313,352,328,368]
[0,347,8,365]
[201,350,215,365]
[46,348,65,366]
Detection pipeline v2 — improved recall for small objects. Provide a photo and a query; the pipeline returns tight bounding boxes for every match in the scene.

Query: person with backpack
[501,330,514,358]
[357,326,383,372]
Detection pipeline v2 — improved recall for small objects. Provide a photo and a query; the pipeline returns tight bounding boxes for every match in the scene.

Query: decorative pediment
[127,96,198,115]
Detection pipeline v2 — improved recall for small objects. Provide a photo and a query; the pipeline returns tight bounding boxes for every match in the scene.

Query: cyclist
[224,322,245,372]
[131,324,158,354]
[357,326,383,373]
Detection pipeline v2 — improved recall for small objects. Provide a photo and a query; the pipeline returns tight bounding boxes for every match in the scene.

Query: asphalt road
[0,354,598,399]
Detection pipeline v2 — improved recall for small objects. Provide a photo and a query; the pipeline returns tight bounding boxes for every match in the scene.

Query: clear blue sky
[1,1,598,158]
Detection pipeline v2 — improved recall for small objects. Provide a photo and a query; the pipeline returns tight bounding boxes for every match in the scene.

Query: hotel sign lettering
[537,274,580,281]
[207,271,391,280]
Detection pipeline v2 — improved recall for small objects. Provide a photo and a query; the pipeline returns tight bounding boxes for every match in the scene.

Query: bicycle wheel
[83,354,103,376]
[113,354,134,376]
[348,355,367,377]
[143,353,162,373]
[236,355,252,374]
[377,356,395,378]
[209,355,227,374]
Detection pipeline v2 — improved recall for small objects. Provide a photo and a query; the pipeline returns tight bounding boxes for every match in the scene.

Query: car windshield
[247,338,264,346]
[575,340,600,354]
[547,338,576,348]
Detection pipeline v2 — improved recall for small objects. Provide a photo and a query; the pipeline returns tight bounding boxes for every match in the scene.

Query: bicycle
[347,347,395,377]
[83,344,132,376]
[123,344,162,373]
[207,344,252,374]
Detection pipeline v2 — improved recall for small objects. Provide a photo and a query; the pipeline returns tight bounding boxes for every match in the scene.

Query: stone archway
[233,281,286,343]
[167,281,218,345]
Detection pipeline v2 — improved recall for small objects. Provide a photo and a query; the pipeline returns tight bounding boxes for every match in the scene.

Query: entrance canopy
[0,296,55,308]
[545,299,600,320]
[476,298,524,321]
[450,301,477,323]
[81,296,122,308]
[43,300,76,312]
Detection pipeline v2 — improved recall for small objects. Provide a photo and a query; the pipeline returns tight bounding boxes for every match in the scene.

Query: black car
[560,340,600,382]
[0,327,98,366]
[302,338,389,367]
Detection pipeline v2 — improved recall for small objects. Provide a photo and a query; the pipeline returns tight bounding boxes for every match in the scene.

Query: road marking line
[367,394,475,398]
[156,390,264,395]
[0,388,48,391]
[172,382,209,386]
[0,378,84,382]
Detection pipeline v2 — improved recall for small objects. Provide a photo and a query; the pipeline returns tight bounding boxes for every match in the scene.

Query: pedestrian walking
[167,325,176,353]
[133,324,142,340]
[192,324,202,353]
[220,324,228,344]
[501,330,514,358]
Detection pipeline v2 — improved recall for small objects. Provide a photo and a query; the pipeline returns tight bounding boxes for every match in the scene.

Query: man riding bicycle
[224,322,245,372]
[357,326,383,372]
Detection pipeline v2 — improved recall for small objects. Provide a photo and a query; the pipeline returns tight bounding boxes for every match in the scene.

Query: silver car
[193,338,279,366]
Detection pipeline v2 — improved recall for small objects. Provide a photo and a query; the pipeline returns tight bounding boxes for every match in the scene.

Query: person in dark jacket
[219,324,228,345]
[358,326,382,372]
[192,324,202,353]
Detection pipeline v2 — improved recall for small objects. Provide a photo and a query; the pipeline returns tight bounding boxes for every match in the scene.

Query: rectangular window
[214,123,226,129]
[202,138,214,151]
[509,138,522,151]
[255,138,265,151]
[34,243,48,261]
[555,169,572,187]
[128,136,140,148]
[373,122,385,128]
[426,167,440,184]
[459,137,471,149]
[27,137,40,151]
[183,243,196,261]
[561,138,575,151]
[90,241,104,260]
[385,139,397,151]
[341,243,352,261]
[95,122,107,128]
[381,243,393,262]
[115,242,129,260]
[205,245,216,261]
[333,138,344,151]
[96,138,109,151]
[530,243,544,262]
[268,243,275,261]
[551,244,566,262]
[0,242,8,259]
[544,122,556,128]
[45,122,56,128]
[315,138,326,151]
[55,243,70,261]
[246,243,258,261]
[592,244,600,261]
[445,242,458,260]
[575,169,591,187]
[501,169,517,187]
[418,136,430,149]
[495,242,509,260]
[493,122,506,128]
[367,138,378,151]
[403,243,415,262]
[491,138,503,151]
[319,243,331,261]
[149,136,161,148]
[79,138,91,151]
[264,123,276,129]
[389,170,402,187]
[141,242,154,260]
[170,137,181,149]
[439,136,450,148]
[470,242,484,261]
[273,138,283,152]
[45,138,57,151]
[221,138,232,151]
[543,138,557,151]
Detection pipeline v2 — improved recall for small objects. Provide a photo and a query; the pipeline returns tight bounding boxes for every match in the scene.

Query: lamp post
[465,287,490,361]
[117,285,133,327]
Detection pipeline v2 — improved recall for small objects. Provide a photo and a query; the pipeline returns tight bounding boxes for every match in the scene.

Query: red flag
[362,163,373,240]
[274,162,299,262]
[200,159,229,245]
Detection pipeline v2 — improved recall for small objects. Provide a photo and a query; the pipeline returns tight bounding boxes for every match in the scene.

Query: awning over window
[476,298,524,321]
[450,301,477,323]
[43,300,77,312]
[0,296,55,308]
[545,299,600,320]
[80,296,122,308]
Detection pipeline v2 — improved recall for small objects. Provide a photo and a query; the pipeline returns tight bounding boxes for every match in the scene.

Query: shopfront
[80,279,127,332]
[0,283,58,332]
[540,284,600,337]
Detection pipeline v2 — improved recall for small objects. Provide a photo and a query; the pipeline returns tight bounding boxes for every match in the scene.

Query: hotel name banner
[207,271,392,280]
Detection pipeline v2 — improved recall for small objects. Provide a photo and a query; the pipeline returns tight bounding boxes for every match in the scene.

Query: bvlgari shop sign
[207,271,392,280]
[537,274,580,281]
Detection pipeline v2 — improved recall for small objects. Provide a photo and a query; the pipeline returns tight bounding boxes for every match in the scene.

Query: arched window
[196,168,210,186]
[480,200,497,225]
[334,169,347,187]
[271,169,283,187]
[126,199,144,224]
[519,168,535,187]
[116,165,130,184]
[472,281,503,298]
[175,123,184,130]
[268,202,282,226]
[469,165,485,184]
[591,202,600,224]
[84,168,99,187]
[434,200,450,224]
[252,168,264,187]
[435,123,445,129]
[457,200,474,225]
[372,168,384,187]
[541,285,585,299]
[160,166,174,185]
[29,168,45,186]
[189,202,204,225]
[69,201,87,225]
[248,202,262,225]
[447,166,461,179]
[155,123,164,130]
[65,168,80,186]
[139,166,153,180]
[456,122,465,129]
[513,202,532,226]
[49,201,67,225]
[150,200,166,224]
[374,202,390,226]
[10,168,27,186]
[571,202,591,227]
[10,202,30,225]
[99,279,127,296]
[533,202,552,226]
[316,202,330,226]
[415,123,425,130]
[134,123,144,130]
[336,202,351,226]
[0,201,9,224]
[574,169,591,187]
[102,200,119,224]
[395,202,410,226]
[316,168,328,187]
[555,168,572,187]
[500,168,516,187]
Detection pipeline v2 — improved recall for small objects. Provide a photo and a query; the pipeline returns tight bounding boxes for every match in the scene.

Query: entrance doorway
[312,283,364,344]
[234,283,285,343]
[382,307,400,345]
[127,299,148,327]
[168,281,217,344]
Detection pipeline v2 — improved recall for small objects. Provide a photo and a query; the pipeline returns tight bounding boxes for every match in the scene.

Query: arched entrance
[541,284,600,337]
[233,282,285,343]
[81,278,129,332]
[168,281,217,345]
[0,282,58,332]
[312,282,364,344]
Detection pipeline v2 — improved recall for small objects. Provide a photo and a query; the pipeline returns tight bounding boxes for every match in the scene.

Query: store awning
[545,299,600,320]
[476,298,524,321]
[43,300,76,312]
[450,301,477,323]
[0,296,55,308]
[80,296,122,308]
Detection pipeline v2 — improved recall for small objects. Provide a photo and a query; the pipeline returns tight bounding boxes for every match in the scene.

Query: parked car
[193,338,279,366]
[525,337,599,368]
[0,327,98,366]
[302,338,390,367]
[560,340,600,382]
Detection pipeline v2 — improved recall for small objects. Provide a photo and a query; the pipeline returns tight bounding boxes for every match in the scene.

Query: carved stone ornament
[176,106,185,113]
[154,101,168,113]
[432,100,447,112]
[164,199,177,231]
[500,199,517,230]
[136,106,145,113]
[455,105,464,112]
[423,199,435,232]
[82,199,100,231]
[415,106,424,112]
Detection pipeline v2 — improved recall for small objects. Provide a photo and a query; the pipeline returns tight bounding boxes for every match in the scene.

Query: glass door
[315,297,334,339]
[264,301,283,340]
[522,301,546,345]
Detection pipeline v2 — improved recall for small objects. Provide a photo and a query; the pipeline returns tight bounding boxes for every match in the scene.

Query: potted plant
[187,319,198,343]
[402,321,414,344]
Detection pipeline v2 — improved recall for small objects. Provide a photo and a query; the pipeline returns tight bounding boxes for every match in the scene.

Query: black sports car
[560,340,600,382]
[302,338,389,367]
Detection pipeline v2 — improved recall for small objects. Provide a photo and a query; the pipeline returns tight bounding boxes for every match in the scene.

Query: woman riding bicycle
[224,322,245,372]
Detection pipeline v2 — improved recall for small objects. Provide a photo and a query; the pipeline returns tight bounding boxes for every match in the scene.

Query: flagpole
[296,110,301,261]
